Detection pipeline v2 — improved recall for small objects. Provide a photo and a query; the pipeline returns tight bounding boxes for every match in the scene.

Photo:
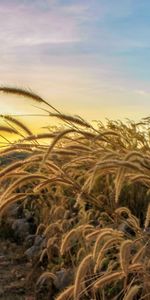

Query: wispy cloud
[0,1,84,50]
[1,0,150,122]
[134,90,150,96]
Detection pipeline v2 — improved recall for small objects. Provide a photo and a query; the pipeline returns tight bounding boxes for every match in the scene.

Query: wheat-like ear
[94,271,125,289]
[34,177,72,193]
[130,174,150,183]
[72,129,96,139]
[0,174,48,202]
[55,285,74,300]
[0,160,25,179]
[85,229,102,241]
[0,143,44,156]
[0,153,43,180]
[42,129,77,165]
[117,160,143,172]
[124,219,140,234]
[36,223,46,235]
[39,248,48,263]
[46,237,58,250]
[66,144,91,152]
[64,156,95,172]
[36,271,57,286]
[0,125,18,134]
[0,193,26,214]
[0,86,50,106]
[33,179,52,193]
[128,263,143,272]
[123,285,141,300]
[120,240,132,274]
[129,214,140,227]
[54,149,77,156]
[115,166,126,203]
[76,247,86,263]
[94,237,123,273]
[83,159,143,194]
[115,207,131,217]
[46,160,63,173]
[0,145,33,155]
[123,150,144,161]
[115,155,143,203]
[82,226,94,239]
[144,203,150,228]
[0,86,81,129]
[93,229,123,260]
[93,230,114,260]
[0,115,32,136]
[74,254,93,300]
[20,132,55,142]
[131,245,146,264]
[95,130,121,141]
[49,112,91,128]
[60,229,79,255]
[1,172,29,182]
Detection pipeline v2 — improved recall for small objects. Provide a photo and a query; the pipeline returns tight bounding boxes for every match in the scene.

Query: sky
[1,0,150,130]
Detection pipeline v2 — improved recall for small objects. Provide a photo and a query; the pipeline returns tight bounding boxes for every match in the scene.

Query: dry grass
[0,87,150,299]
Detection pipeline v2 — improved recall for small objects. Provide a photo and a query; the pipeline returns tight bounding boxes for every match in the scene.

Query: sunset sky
[1,0,150,130]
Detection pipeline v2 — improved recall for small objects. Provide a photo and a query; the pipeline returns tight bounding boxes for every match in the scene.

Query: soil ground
[0,239,35,300]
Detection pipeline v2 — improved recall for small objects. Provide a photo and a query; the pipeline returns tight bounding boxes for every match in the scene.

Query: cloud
[1,0,148,63]
[134,90,150,96]
[0,1,83,51]
[1,0,150,123]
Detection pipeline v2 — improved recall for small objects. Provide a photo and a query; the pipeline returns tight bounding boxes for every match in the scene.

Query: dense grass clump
[0,87,150,299]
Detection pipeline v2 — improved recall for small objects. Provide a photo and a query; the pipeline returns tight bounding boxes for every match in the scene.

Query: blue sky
[1,0,150,127]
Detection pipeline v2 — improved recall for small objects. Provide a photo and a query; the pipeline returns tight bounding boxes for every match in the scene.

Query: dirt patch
[0,239,36,300]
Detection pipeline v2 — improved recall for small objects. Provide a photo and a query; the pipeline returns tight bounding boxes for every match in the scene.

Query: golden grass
[0,114,33,136]
[123,284,141,300]
[73,254,93,300]
[0,87,150,299]
[93,271,125,289]
[55,285,74,300]
[120,240,132,274]
[0,125,18,135]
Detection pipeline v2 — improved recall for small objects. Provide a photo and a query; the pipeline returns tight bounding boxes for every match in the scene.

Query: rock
[25,245,39,260]
[25,235,45,260]
[54,269,73,291]
[5,203,20,218]
[34,235,45,247]
[25,234,36,248]
[12,218,30,243]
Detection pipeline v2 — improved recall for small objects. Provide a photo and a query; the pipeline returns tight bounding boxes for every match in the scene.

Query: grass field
[0,87,150,299]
